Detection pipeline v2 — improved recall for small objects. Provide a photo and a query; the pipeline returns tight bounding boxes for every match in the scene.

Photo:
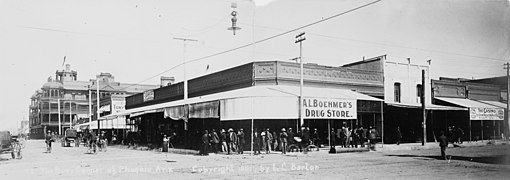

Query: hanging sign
[470,107,504,120]
[303,98,357,119]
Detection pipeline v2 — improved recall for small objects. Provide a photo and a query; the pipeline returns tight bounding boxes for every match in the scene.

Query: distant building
[28,64,158,139]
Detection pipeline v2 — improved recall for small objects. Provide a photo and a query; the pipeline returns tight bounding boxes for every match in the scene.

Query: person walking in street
[210,129,220,153]
[237,128,245,154]
[280,128,288,154]
[45,130,53,153]
[396,126,402,145]
[439,131,448,160]
[312,128,320,151]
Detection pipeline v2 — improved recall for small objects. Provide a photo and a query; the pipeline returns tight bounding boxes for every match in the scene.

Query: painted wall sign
[303,98,356,119]
[143,90,154,102]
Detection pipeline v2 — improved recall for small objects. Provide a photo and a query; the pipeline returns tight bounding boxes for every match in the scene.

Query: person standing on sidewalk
[396,126,402,145]
[220,129,228,153]
[280,128,288,154]
[210,129,220,153]
[162,134,169,152]
[253,129,262,155]
[368,126,378,151]
[312,128,320,151]
[237,129,245,154]
[439,131,448,160]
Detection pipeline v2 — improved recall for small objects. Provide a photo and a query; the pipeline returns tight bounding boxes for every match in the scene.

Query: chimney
[66,64,71,72]
[161,76,175,87]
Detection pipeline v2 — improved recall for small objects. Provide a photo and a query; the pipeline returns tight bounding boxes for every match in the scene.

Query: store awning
[435,97,504,121]
[386,102,467,111]
[480,101,507,109]
[124,85,383,121]
[435,97,500,108]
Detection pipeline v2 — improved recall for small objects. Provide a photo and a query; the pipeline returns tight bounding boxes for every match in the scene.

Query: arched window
[394,82,401,103]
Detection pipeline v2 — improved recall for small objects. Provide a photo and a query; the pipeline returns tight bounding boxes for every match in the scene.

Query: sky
[0,0,509,132]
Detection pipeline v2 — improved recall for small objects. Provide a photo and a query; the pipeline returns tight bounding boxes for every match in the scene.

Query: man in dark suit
[439,131,448,160]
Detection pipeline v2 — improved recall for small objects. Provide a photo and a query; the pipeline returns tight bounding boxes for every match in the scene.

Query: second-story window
[417,84,423,103]
[394,82,401,103]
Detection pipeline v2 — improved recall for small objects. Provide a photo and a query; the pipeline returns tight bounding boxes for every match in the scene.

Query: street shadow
[0,156,11,161]
[386,154,510,165]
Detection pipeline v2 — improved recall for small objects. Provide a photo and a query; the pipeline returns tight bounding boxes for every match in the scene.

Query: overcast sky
[1,0,509,131]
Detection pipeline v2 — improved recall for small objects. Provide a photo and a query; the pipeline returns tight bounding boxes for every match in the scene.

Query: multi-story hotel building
[28,64,158,139]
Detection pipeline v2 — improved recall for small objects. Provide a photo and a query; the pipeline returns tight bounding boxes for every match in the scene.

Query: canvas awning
[480,101,507,109]
[386,102,467,111]
[124,85,383,121]
[435,97,504,120]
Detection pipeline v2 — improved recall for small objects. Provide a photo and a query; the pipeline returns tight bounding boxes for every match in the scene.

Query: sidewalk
[108,139,508,155]
[373,139,508,152]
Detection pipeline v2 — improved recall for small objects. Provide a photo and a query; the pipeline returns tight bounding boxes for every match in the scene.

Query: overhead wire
[118,0,383,91]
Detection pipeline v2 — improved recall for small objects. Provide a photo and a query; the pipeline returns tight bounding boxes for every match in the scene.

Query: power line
[241,23,509,63]
[118,0,383,91]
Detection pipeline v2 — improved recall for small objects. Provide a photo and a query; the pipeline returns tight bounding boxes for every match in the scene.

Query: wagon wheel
[288,144,300,152]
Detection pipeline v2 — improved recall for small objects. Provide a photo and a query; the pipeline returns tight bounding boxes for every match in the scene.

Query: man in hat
[264,128,273,154]
[228,128,238,154]
[287,128,295,145]
[237,128,245,154]
[210,129,220,153]
[220,129,228,153]
[280,128,288,154]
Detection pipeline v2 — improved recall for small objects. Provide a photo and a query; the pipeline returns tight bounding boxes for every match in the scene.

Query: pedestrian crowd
[157,123,380,156]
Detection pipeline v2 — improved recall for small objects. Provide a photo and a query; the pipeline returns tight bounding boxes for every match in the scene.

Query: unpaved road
[1,140,508,179]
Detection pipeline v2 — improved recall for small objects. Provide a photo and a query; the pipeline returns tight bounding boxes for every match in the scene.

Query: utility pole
[173,37,197,101]
[295,32,306,129]
[97,77,100,134]
[174,37,197,132]
[422,69,427,146]
[505,62,510,140]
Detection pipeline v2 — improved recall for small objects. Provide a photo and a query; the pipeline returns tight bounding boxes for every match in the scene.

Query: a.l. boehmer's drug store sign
[303,98,357,119]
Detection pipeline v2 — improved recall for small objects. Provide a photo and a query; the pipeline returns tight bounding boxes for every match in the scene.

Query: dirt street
[0,140,508,179]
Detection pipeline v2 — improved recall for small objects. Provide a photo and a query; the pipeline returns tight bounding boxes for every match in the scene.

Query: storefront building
[432,77,505,141]
[342,55,465,144]
[122,61,384,149]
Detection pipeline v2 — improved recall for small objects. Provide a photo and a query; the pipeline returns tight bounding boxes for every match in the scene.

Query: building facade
[123,61,385,149]
[432,77,505,141]
[28,64,158,139]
